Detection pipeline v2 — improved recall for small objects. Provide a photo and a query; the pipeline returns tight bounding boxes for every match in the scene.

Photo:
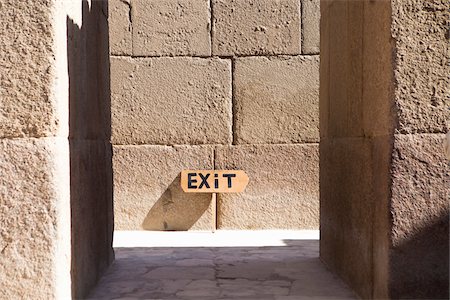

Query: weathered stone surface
[320,0,449,298]
[111,57,232,145]
[320,0,364,138]
[109,0,132,55]
[67,0,112,141]
[132,0,210,56]
[234,56,319,144]
[212,0,301,56]
[445,131,450,160]
[70,140,114,298]
[319,137,374,298]
[320,2,394,298]
[0,1,58,138]
[113,145,215,230]
[390,134,449,299]
[0,138,71,300]
[216,144,319,229]
[320,0,394,139]
[391,0,449,134]
[302,0,320,54]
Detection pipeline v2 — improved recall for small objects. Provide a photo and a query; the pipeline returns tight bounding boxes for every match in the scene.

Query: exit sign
[181,170,249,193]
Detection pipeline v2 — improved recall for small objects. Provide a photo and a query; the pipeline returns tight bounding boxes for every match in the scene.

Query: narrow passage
[88,231,355,299]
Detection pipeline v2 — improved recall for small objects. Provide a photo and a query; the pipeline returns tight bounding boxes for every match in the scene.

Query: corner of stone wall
[0,0,114,298]
[320,0,449,298]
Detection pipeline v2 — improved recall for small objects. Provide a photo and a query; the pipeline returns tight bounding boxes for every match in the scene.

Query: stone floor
[87,231,356,300]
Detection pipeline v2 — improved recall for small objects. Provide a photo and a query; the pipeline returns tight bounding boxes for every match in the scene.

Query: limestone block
[391,0,449,134]
[111,57,232,145]
[215,144,319,229]
[234,56,319,144]
[70,140,114,297]
[390,134,449,298]
[302,0,320,54]
[132,0,210,56]
[113,145,215,230]
[0,138,71,300]
[67,0,111,141]
[212,0,301,56]
[109,0,132,55]
[0,1,57,138]
[319,137,373,297]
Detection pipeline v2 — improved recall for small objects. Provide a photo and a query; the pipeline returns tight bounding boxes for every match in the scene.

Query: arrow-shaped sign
[181,170,249,193]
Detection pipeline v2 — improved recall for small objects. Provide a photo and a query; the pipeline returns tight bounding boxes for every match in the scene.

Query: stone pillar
[67,0,114,298]
[0,0,113,298]
[320,0,449,298]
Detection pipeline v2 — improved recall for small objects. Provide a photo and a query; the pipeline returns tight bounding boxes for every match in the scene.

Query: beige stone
[319,137,374,298]
[302,0,320,54]
[2,1,112,299]
[109,0,132,55]
[234,56,319,144]
[390,134,449,298]
[320,0,394,139]
[212,0,301,56]
[0,0,57,138]
[111,57,232,145]
[391,0,449,134]
[320,0,449,298]
[0,138,71,300]
[132,0,211,56]
[113,145,215,230]
[215,144,319,229]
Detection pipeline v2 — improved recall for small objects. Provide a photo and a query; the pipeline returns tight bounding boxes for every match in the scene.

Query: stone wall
[110,0,321,230]
[0,0,113,298]
[320,0,449,298]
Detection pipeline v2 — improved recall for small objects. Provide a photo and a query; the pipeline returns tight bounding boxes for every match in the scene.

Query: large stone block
[0,1,58,138]
[320,0,365,139]
[390,134,449,299]
[0,138,71,299]
[302,0,320,54]
[132,0,210,56]
[113,145,215,231]
[321,0,394,139]
[319,137,374,298]
[109,0,132,55]
[67,0,111,141]
[215,144,319,229]
[70,140,114,298]
[212,0,301,56]
[234,56,319,144]
[391,0,449,134]
[111,57,232,145]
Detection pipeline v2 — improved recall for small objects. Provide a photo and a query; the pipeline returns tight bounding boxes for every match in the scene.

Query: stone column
[320,0,449,298]
[0,0,113,298]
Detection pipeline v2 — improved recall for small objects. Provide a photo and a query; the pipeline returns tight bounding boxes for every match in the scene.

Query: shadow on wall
[390,213,449,299]
[142,174,212,230]
[67,0,114,298]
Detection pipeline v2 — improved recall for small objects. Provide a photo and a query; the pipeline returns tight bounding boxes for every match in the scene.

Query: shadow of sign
[142,174,212,230]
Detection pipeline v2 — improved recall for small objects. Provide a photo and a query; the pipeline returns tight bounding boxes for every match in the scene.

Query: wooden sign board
[181,170,249,193]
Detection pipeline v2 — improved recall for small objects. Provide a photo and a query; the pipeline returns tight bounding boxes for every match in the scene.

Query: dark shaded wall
[67,0,114,298]
[320,0,448,298]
